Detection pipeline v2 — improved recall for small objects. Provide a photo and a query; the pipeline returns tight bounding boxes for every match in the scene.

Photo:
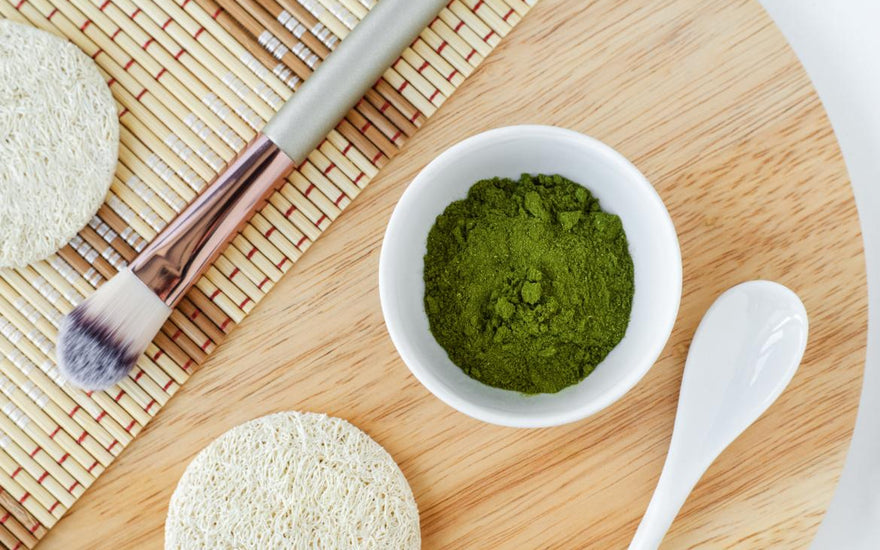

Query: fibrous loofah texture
[0,20,118,268]
[165,411,420,550]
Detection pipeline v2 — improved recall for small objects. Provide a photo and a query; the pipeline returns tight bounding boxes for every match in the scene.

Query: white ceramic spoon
[629,280,808,550]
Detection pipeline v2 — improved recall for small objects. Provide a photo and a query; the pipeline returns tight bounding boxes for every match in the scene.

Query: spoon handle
[628,452,707,550]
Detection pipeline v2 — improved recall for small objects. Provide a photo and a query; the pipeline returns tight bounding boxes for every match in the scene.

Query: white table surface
[757,1,880,547]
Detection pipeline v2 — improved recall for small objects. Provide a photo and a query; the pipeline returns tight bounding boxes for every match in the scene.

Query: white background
[757,1,879,547]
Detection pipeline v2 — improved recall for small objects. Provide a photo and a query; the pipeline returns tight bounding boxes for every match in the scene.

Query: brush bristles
[57,268,171,390]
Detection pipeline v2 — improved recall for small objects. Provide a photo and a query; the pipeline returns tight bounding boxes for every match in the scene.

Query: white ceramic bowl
[379,125,681,427]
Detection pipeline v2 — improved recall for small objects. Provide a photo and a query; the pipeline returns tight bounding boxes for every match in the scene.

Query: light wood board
[39,0,867,548]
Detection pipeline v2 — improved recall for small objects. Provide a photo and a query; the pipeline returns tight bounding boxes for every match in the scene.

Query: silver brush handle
[264,0,448,162]
[131,0,446,306]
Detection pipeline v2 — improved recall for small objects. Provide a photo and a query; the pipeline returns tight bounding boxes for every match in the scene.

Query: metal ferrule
[130,133,295,307]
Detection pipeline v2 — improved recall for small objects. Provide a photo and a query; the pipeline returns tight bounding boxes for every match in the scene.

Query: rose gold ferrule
[130,133,295,307]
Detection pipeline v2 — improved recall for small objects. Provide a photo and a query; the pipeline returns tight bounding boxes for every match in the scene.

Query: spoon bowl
[629,280,808,549]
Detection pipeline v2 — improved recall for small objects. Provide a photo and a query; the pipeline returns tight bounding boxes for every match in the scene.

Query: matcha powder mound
[423,174,635,394]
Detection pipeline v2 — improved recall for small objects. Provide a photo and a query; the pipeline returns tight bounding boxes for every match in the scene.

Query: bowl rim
[379,124,682,427]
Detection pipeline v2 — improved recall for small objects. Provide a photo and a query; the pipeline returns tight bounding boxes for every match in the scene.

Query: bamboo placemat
[0,0,534,546]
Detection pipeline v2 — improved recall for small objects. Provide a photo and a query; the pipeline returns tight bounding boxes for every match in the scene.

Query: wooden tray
[41,0,867,547]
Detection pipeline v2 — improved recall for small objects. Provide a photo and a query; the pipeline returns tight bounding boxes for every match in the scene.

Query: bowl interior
[380,126,681,427]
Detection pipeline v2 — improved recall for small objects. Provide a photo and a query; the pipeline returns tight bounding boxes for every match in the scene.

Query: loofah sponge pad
[0,20,118,268]
[165,411,420,549]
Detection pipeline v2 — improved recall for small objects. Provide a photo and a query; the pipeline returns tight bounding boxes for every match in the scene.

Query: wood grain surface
[39,0,867,548]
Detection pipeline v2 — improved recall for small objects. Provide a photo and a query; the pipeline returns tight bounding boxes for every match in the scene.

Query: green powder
[423,174,634,394]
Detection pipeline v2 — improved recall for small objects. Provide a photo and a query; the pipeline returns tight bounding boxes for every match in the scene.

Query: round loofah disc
[0,20,118,268]
[165,411,420,550]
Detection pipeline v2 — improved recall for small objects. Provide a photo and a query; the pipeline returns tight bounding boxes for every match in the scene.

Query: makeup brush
[58,0,447,390]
